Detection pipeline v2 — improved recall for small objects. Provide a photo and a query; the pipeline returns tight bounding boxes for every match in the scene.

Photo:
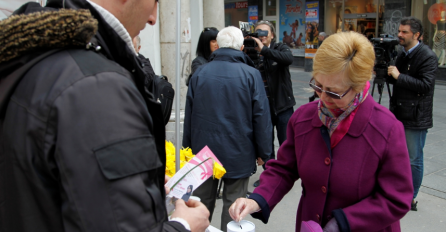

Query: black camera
[370,34,399,103]
[242,29,268,67]
[243,30,268,48]
[370,34,399,79]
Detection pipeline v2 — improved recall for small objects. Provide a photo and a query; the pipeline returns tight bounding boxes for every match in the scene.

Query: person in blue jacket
[183,26,272,232]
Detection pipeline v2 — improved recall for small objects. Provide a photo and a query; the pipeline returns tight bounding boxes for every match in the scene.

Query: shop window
[266,0,277,16]
[421,0,446,66]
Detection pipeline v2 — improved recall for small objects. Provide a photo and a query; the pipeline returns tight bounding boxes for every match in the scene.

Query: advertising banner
[248,5,258,25]
[279,0,306,56]
[305,1,319,59]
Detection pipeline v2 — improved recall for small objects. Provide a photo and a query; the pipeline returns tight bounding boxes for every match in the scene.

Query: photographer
[249,21,296,187]
[387,16,437,211]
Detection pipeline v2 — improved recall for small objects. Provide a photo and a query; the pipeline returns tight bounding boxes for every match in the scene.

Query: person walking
[387,16,438,211]
[183,26,272,231]
[0,0,209,231]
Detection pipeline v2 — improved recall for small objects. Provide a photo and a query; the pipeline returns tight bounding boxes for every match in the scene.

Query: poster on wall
[305,1,319,59]
[279,0,306,56]
[248,5,258,25]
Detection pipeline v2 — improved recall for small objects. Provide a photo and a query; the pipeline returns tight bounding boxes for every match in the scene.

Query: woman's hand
[229,198,260,222]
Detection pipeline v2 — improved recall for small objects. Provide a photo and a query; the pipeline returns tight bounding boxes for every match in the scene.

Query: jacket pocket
[394,99,419,121]
[94,135,165,231]
[95,135,162,180]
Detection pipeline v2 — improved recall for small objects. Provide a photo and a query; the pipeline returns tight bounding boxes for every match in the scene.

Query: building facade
[224,0,446,74]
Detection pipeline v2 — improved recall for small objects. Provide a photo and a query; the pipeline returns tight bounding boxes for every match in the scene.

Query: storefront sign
[236,1,248,9]
[225,3,236,9]
[248,5,258,24]
[304,48,317,59]
[279,0,306,57]
[305,1,320,58]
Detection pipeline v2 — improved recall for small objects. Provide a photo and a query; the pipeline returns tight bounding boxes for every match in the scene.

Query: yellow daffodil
[165,141,196,177]
[181,147,194,161]
[213,162,226,179]
[165,141,226,180]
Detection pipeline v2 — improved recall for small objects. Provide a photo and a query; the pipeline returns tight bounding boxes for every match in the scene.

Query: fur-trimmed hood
[0,8,97,64]
[0,2,98,124]
[0,0,148,124]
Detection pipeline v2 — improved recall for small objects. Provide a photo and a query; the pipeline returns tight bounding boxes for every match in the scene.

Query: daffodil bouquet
[164,144,226,200]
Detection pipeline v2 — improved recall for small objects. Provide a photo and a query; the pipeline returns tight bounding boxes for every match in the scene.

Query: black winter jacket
[0,1,187,232]
[388,42,437,129]
[260,41,296,114]
[186,55,208,86]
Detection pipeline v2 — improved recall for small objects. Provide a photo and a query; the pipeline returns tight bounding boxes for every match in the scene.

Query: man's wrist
[170,217,191,231]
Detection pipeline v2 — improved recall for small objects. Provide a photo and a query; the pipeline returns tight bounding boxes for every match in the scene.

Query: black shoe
[411,201,418,211]
[253,180,260,187]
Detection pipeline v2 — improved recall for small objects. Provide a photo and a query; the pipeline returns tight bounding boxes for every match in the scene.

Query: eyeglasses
[309,78,352,100]
[203,27,218,32]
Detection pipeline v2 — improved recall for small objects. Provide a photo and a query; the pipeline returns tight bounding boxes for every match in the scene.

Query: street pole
[175,0,181,172]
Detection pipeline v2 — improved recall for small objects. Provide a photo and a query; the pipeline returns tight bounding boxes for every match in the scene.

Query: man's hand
[257,157,265,166]
[171,199,210,232]
[252,37,264,52]
[229,198,260,222]
[164,175,171,194]
[387,65,400,80]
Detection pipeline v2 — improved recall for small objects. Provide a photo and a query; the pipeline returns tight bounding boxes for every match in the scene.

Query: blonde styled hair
[313,31,375,93]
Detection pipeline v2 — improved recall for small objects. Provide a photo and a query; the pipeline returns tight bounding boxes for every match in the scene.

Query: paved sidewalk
[209,67,446,231]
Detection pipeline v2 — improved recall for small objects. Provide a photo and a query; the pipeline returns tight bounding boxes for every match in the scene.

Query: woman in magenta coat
[229,31,413,232]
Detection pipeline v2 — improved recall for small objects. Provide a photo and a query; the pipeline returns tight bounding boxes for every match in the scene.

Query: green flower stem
[170,157,212,190]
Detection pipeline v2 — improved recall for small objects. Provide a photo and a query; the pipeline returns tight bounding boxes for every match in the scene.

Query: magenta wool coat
[252,96,413,232]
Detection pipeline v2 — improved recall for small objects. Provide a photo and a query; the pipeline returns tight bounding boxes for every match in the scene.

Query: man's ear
[415,31,421,40]
[240,45,245,51]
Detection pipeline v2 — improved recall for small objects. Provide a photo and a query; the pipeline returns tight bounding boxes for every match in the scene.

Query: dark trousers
[192,177,249,231]
[263,107,294,169]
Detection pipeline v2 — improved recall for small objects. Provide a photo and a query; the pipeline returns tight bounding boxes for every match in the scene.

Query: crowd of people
[0,0,436,231]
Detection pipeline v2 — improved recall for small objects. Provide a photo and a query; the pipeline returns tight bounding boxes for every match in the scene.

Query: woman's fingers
[229,198,260,222]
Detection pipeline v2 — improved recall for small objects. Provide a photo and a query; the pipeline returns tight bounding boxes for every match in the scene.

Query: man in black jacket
[250,20,296,187]
[0,0,209,231]
[387,16,437,212]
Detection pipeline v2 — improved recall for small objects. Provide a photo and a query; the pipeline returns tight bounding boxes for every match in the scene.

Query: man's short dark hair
[400,16,423,40]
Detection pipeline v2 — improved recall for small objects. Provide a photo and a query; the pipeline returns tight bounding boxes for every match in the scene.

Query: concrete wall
[139,7,162,75]
[160,0,193,112]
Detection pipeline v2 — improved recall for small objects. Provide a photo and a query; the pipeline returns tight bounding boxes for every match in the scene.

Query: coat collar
[209,48,256,68]
[401,41,424,59]
[311,95,374,137]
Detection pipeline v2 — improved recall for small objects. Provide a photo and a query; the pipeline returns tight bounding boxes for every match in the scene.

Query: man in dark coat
[0,0,209,231]
[387,16,437,212]
[250,20,296,187]
[183,26,272,231]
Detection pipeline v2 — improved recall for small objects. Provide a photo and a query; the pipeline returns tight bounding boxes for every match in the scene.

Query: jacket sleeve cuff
[260,46,269,56]
[332,209,351,232]
[169,217,191,231]
[164,221,191,232]
[248,193,270,224]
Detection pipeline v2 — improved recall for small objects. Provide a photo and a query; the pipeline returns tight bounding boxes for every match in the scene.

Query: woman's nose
[319,91,331,102]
